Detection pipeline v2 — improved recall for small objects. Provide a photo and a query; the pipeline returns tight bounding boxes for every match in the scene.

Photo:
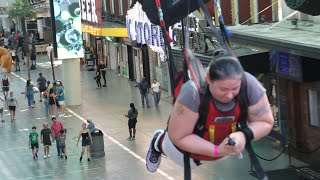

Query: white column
[37,19,44,39]
[2,17,9,32]
[234,0,239,25]
[62,59,81,106]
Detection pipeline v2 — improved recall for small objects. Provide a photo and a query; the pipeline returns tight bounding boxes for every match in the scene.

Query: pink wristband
[214,145,219,156]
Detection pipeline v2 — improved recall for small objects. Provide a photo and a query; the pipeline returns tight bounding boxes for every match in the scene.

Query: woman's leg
[80,146,85,161]
[27,95,31,107]
[86,145,91,160]
[31,94,34,107]
[153,93,157,106]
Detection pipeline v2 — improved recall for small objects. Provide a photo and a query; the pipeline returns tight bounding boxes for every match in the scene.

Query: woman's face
[82,123,86,129]
[206,76,241,104]
[153,80,157,84]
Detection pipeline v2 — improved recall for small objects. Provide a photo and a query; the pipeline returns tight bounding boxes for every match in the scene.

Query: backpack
[132,0,210,27]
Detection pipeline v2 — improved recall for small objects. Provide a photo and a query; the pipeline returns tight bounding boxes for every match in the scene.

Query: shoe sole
[146,129,164,172]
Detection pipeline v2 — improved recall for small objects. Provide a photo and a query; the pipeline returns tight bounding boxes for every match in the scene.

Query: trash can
[91,129,105,158]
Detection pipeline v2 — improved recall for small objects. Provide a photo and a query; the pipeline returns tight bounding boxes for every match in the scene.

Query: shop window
[308,89,320,128]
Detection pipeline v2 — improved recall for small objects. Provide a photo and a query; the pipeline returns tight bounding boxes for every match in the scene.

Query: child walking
[29,126,39,160]
[58,129,67,159]
[40,122,53,159]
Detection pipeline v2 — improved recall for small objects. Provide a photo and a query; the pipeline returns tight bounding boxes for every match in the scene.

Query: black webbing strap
[197,0,227,50]
[184,153,191,180]
[194,87,211,137]
[237,77,269,180]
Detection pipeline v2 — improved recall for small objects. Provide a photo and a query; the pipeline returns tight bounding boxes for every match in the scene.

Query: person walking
[87,119,95,134]
[58,129,67,159]
[28,126,39,160]
[41,122,53,159]
[98,61,107,87]
[48,83,56,117]
[2,73,10,100]
[31,45,36,66]
[25,79,35,108]
[150,79,161,107]
[0,96,4,122]
[37,73,47,102]
[56,82,66,116]
[139,77,150,108]
[125,103,138,141]
[94,69,101,89]
[43,89,50,116]
[51,117,64,156]
[76,123,93,162]
[7,92,18,122]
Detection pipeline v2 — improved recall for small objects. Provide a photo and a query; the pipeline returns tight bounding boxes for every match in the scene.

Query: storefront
[126,2,168,89]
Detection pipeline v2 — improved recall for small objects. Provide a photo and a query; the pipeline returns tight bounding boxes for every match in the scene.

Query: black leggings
[96,78,101,88]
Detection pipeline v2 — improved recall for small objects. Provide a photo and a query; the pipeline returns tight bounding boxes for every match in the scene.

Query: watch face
[52,0,83,59]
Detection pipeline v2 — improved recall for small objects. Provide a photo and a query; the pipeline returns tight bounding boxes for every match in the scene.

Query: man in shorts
[37,73,47,102]
[7,92,18,122]
[1,73,10,100]
[29,126,39,160]
[41,122,53,159]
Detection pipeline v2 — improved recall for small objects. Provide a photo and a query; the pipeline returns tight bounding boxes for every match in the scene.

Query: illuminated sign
[126,2,164,47]
[52,0,83,59]
[80,0,100,23]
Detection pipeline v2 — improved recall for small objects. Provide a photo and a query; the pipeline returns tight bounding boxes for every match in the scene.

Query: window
[308,89,320,127]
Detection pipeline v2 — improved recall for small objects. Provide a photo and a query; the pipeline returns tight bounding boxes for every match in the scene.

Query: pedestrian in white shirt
[46,44,54,64]
[150,79,161,107]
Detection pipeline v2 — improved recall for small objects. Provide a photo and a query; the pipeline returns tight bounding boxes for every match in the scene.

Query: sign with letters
[80,0,101,24]
[126,2,164,47]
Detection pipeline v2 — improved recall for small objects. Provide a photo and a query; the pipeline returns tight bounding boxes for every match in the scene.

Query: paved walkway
[0,54,306,180]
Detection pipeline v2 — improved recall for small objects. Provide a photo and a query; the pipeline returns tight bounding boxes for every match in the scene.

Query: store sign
[52,0,84,59]
[126,3,164,47]
[29,0,46,5]
[80,0,99,23]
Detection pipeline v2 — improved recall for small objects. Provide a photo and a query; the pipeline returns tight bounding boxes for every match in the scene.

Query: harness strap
[237,77,269,180]
[194,87,211,137]
[183,153,191,180]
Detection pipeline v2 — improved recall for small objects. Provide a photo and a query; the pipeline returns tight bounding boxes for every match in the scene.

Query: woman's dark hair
[26,79,31,86]
[208,49,244,81]
[130,103,137,113]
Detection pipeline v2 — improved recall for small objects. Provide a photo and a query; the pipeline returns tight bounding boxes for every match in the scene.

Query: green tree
[8,0,36,79]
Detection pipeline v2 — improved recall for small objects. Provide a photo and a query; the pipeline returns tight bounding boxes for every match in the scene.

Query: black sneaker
[1,120,4,123]
[87,158,90,162]
[35,153,38,158]
[65,156,67,160]
[33,156,35,160]
[146,129,164,172]
[60,155,63,158]
[80,156,83,162]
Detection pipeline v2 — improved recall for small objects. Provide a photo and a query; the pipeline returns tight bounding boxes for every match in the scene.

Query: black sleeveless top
[82,132,89,139]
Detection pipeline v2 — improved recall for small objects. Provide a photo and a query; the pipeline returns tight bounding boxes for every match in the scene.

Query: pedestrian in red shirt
[51,117,64,156]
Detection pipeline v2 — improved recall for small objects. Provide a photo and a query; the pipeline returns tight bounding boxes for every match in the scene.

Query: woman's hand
[218,132,246,156]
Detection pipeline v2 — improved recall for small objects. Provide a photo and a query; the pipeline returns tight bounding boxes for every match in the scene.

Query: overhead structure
[285,0,320,16]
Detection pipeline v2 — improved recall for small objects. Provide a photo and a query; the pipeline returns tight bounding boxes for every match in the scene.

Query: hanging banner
[51,0,84,59]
